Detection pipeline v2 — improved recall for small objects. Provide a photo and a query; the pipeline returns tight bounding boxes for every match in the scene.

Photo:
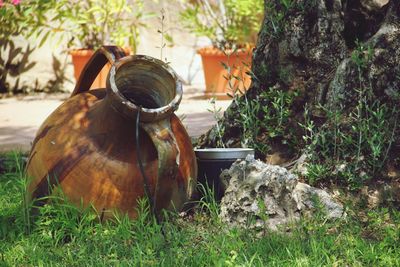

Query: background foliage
[179,0,264,47]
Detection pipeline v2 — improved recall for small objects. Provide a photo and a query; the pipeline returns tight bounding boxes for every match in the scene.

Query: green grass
[1,152,400,266]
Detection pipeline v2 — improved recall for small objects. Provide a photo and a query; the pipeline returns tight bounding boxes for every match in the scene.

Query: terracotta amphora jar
[26,46,197,219]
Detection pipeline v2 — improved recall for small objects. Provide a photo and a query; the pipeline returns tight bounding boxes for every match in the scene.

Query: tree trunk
[198,0,400,185]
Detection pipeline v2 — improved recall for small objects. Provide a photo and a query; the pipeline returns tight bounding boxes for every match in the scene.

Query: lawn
[1,152,400,266]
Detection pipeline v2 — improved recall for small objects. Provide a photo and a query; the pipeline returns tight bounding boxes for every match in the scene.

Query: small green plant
[247,197,270,236]
[34,196,98,246]
[207,97,226,148]
[156,8,174,62]
[305,163,329,186]
[234,87,295,156]
[236,93,263,150]
[262,0,295,39]
[302,103,398,187]
[196,182,220,222]
[301,41,398,188]
[351,41,374,69]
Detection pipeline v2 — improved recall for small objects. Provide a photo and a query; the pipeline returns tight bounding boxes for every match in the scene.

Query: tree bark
[198,0,400,179]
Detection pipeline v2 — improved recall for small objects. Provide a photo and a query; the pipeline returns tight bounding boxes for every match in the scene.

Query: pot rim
[69,49,95,56]
[69,47,131,55]
[194,148,254,160]
[197,45,254,57]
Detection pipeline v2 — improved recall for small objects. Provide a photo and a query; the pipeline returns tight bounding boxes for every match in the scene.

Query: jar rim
[107,55,183,122]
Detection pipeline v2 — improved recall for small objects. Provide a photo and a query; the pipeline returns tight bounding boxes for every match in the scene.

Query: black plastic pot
[194,148,254,200]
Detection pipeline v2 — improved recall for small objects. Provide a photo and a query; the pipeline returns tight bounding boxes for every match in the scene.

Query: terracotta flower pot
[197,46,253,99]
[70,48,131,89]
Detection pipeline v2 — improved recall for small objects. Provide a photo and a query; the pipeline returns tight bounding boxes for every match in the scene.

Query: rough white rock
[220,157,344,231]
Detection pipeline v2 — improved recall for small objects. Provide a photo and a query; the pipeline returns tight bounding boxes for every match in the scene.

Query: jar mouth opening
[107,55,182,121]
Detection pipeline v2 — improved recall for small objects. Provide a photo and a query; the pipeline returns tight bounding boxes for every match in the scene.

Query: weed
[301,41,398,188]
[304,163,330,185]
[263,0,297,39]
[196,182,220,222]
[234,86,296,156]
[255,197,269,236]
[157,8,174,62]
[207,97,226,148]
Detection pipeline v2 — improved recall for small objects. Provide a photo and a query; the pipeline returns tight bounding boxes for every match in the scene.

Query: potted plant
[194,147,254,199]
[193,99,255,200]
[52,0,151,88]
[179,0,263,98]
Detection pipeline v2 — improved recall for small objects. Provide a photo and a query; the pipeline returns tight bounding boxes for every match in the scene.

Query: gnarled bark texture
[198,0,399,174]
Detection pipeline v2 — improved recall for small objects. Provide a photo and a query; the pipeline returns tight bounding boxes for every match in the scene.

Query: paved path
[0,91,231,152]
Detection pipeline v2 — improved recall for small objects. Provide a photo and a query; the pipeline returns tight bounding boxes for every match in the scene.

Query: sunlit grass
[0,152,399,266]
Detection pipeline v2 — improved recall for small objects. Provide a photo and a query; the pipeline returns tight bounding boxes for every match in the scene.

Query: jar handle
[71,46,127,96]
[140,116,182,215]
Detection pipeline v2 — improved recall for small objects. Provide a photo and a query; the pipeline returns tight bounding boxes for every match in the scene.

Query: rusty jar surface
[26,46,197,219]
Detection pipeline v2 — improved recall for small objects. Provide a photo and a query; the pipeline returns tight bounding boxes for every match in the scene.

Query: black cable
[135,107,162,226]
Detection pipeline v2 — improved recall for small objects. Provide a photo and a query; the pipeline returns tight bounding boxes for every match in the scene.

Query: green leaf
[38,31,50,47]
